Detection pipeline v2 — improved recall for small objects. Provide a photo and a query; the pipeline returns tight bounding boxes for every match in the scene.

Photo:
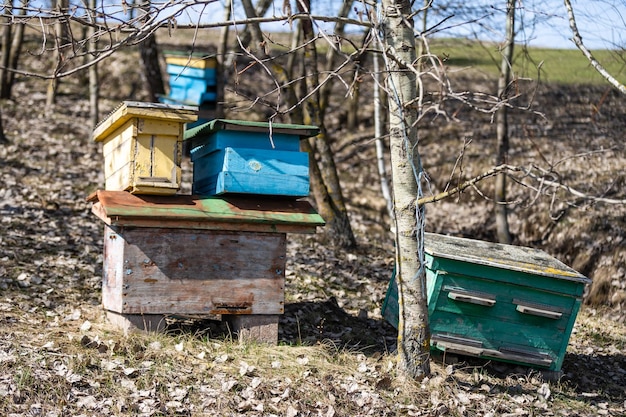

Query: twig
[418,163,626,207]
[418,164,522,206]
[563,0,626,95]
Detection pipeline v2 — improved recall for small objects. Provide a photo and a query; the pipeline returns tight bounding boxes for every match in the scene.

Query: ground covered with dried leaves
[1,38,626,416]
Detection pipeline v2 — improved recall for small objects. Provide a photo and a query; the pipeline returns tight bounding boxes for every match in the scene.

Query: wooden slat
[101,227,285,315]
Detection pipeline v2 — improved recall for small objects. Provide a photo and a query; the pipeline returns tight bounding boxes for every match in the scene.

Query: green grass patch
[428,37,626,85]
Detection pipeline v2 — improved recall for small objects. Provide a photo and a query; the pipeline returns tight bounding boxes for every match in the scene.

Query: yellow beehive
[93,101,198,195]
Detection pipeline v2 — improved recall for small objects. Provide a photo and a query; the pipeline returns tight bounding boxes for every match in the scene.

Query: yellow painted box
[93,101,198,195]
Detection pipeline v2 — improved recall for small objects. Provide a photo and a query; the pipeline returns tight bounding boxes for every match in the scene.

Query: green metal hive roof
[424,232,590,283]
[184,119,320,141]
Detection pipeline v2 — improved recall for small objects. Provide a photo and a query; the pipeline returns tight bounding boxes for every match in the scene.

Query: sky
[89,0,626,51]
[511,0,626,50]
[173,0,626,50]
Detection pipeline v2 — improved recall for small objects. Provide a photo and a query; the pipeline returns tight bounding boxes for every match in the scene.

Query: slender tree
[137,0,165,102]
[46,0,70,109]
[0,0,12,98]
[494,0,516,244]
[297,0,357,248]
[7,0,27,95]
[0,108,6,144]
[87,0,99,129]
[381,0,431,379]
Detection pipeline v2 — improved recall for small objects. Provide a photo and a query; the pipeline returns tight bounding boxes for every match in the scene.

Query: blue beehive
[184,119,319,197]
[161,55,217,107]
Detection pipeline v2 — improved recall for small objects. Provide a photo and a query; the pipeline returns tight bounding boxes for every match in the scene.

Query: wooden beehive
[93,101,197,195]
[184,119,319,197]
[163,55,218,107]
[382,233,591,371]
[89,190,325,341]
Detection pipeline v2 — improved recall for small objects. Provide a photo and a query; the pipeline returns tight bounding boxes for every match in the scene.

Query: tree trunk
[46,0,69,109]
[88,0,99,129]
[138,0,165,102]
[298,0,356,248]
[239,0,356,247]
[7,0,27,94]
[215,0,231,119]
[373,50,393,219]
[139,35,165,102]
[495,0,515,244]
[382,0,431,380]
[0,108,7,144]
[234,0,273,58]
[0,0,13,99]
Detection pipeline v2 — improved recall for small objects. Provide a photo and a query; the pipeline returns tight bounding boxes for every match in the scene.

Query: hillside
[0,31,625,415]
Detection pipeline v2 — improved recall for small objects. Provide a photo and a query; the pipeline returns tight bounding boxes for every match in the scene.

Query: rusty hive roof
[88,190,325,234]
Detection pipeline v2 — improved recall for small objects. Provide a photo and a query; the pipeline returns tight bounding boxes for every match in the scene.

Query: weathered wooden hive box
[93,101,197,195]
[184,119,319,197]
[163,55,218,107]
[382,233,591,371]
[88,190,325,340]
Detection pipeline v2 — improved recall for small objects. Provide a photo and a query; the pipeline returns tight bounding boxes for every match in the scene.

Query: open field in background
[429,38,626,85]
[1,28,625,415]
[156,28,626,85]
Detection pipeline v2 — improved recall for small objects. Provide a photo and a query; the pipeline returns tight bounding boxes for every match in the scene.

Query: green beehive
[382,233,591,371]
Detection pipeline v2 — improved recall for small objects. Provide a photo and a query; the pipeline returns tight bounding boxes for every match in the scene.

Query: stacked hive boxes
[160,54,218,125]
[165,55,217,106]
[91,103,324,342]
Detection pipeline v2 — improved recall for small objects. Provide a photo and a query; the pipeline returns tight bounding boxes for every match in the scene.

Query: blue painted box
[184,120,319,197]
[162,56,217,106]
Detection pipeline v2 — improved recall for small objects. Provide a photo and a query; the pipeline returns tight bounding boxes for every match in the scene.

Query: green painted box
[382,233,591,371]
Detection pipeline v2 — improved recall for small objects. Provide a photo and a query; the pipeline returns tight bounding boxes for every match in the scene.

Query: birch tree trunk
[382,0,430,379]
[495,0,515,244]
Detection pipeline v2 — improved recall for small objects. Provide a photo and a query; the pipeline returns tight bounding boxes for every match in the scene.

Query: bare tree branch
[419,163,626,207]
[564,0,626,95]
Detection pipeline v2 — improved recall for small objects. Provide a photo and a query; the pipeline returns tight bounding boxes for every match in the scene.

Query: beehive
[163,55,218,107]
[93,101,197,195]
[184,119,319,197]
[382,233,591,371]
[88,190,325,342]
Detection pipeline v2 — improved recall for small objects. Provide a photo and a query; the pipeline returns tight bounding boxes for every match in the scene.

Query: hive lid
[87,190,325,234]
[93,101,198,142]
[164,54,217,69]
[424,232,590,283]
[184,119,320,141]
